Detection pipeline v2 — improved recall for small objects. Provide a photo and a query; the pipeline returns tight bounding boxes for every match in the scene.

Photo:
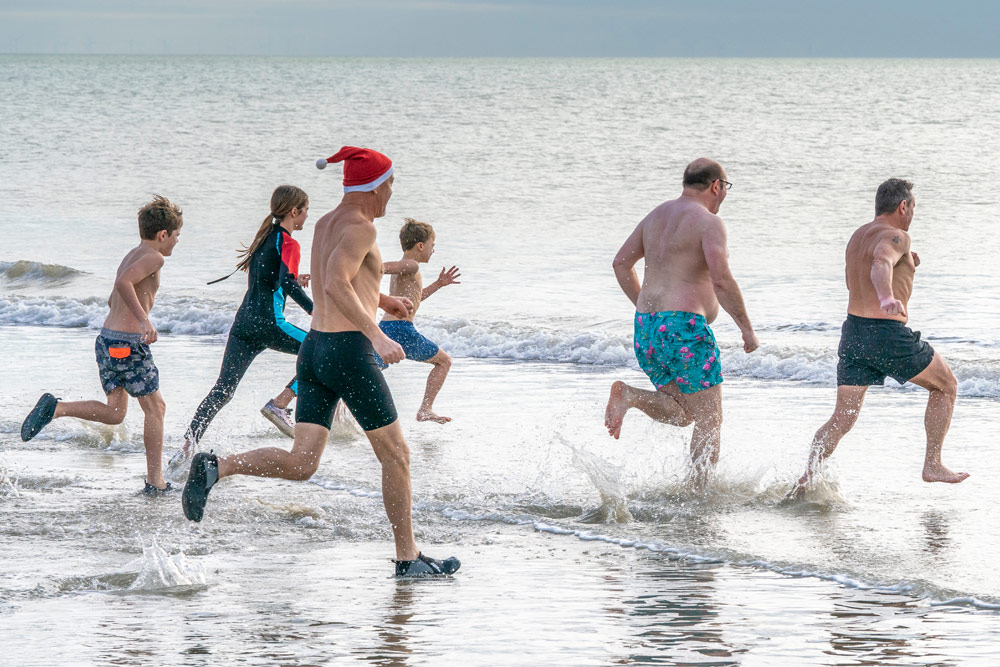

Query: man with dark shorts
[789,178,969,498]
[182,146,460,577]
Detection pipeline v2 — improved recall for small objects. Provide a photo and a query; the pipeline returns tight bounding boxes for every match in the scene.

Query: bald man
[605,158,758,487]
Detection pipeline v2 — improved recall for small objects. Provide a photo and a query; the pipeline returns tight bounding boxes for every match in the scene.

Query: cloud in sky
[1,0,998,57]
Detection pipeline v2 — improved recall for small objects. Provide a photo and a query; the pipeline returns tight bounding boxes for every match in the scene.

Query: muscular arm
[703,221,757,349]
[612,222,645,306]
[323,223,385,342]
[870,232,909,304]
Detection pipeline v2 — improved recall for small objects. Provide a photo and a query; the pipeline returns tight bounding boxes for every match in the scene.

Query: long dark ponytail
[236,185,309,272]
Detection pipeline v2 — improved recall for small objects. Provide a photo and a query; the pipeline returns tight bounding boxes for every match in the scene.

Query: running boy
[20,195,183,494]
[379,218,460,423]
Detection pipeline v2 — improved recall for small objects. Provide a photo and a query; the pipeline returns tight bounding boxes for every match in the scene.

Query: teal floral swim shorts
[633,311,723,394]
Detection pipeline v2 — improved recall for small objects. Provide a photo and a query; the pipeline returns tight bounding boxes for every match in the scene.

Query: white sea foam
[0,293,234,335]
[3,295,1000,399]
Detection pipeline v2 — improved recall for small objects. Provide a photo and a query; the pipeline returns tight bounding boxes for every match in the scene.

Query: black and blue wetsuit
[186,224,312,443]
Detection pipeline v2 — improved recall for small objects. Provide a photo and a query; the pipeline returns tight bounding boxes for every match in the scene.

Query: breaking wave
[0,260,85,285]
[2,293,999,398]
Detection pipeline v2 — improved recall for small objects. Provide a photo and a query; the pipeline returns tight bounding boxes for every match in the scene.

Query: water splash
[126,537,208,593]
[0,465,20,497]
[566,441,633,523]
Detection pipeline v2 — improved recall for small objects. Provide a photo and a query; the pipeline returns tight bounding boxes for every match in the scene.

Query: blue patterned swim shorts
[95,328,160,397]
[374,320,440,369]
[633,311,723,394]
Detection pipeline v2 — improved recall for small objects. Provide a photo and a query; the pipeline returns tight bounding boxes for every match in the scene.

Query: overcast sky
[2,0,999,57]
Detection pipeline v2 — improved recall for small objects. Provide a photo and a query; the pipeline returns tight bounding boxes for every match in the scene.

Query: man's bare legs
[216,420,419,561]
[53,387,129,425]
[673,385,723,490]
[788,385,868,500]
[908,353,968,484]
[366,421,418,560]
[604,381,693,439]
[137,391,167,489]
[605,381,719,490]
[416,350,451,424]
[789,353,968,500]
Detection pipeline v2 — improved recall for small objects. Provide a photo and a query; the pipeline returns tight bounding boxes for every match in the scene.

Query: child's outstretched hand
[437,266,462,287]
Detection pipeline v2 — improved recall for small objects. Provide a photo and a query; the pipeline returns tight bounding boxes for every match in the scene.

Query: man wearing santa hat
[182,147,460,577]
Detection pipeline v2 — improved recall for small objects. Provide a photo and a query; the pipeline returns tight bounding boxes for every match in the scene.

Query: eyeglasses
[715,179,733,190]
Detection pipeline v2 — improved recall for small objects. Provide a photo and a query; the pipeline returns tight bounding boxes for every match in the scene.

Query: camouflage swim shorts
[95,328,160,397]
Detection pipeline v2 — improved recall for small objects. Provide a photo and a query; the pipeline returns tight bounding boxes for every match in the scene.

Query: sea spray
[0,465,20,497]
[126,537,207,593]
[565,441,633,523]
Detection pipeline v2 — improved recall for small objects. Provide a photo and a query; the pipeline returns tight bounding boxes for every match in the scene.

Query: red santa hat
[315,146,394,193]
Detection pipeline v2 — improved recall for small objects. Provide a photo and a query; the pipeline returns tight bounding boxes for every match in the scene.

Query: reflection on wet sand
[624,559,744,665]
[364,582,417,667]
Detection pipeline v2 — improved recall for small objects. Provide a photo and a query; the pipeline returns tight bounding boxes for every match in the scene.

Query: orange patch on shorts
[108,346,131,359]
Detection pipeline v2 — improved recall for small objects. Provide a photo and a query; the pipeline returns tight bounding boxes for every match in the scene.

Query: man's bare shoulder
[857,221,909,244]
[317,208,375,238]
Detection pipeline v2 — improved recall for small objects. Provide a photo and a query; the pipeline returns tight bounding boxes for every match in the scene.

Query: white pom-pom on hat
[315,158,328,170]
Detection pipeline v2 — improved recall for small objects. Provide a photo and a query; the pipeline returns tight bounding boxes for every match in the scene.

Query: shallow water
[3,57,1000,663]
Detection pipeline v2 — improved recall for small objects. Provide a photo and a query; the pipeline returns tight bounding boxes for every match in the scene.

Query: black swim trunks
[95,328,159,397]
[837,314,935,387]
[295,330,398,432]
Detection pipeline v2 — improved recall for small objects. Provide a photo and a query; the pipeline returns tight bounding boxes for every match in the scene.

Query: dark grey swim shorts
[837,314,934,386]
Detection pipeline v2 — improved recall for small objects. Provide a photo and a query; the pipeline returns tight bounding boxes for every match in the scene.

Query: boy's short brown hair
[399,217,434,250]
[138,195,183,240]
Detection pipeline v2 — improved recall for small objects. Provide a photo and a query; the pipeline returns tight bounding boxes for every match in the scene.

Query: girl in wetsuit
[178,185,313,457]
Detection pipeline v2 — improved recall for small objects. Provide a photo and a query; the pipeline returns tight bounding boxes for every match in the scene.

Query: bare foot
[784,477,809,502]
[417,409,451,424]
[922,464,970,484]
[604,381,629,439]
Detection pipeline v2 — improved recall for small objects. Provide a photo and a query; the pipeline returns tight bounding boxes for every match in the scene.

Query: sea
[2,56,1000,665]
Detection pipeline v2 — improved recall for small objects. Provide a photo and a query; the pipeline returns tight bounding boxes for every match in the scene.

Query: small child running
[379,218,460,423]
[20,195,183,494]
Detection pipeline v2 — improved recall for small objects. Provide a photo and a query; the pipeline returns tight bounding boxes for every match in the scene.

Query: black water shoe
[21,393,58,442]
[394,552,461,577]
[142,481,174,496]
[182,453,219,522]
